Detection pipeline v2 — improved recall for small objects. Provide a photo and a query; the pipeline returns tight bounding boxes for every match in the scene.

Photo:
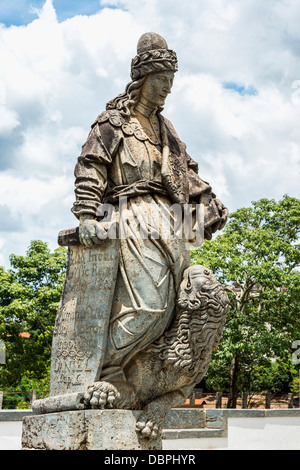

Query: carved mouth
[188,299,201,310]
[177,298,201,310]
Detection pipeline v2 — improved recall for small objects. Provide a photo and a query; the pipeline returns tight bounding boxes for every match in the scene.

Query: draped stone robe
[71,108,226,382]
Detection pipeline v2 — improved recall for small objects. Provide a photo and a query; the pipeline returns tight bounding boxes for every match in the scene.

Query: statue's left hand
[213,199,228,232]
[216,199,228,230]
[79,216,106,247]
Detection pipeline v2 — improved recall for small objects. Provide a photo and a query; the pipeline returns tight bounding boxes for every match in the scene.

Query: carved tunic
[71,109,226,381]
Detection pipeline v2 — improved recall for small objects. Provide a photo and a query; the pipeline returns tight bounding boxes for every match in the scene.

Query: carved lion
[84,265,229,439]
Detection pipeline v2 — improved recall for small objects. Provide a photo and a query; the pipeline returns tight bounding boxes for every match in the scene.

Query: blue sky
[223,82,258,97]
[0,0,115,26]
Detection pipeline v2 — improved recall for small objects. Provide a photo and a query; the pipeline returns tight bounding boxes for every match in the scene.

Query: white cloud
[0,106,20,135]
[0,0,300,267]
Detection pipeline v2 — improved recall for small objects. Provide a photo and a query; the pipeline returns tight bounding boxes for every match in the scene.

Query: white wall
[0,421,22,450]
[227,416,300,450]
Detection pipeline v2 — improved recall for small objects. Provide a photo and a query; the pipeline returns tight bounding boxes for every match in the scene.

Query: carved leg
[84,381,120,409]
[83,380,139,410]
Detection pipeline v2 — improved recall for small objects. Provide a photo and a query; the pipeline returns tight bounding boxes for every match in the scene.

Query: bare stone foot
[83,381,120,409]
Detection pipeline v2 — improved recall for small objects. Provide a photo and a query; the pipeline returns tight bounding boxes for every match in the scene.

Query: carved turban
[131,32,178,80]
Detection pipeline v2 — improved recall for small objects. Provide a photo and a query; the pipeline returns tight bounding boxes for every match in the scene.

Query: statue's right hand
[79,216,105,247]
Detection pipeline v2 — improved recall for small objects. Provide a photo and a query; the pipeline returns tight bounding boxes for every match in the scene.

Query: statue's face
[140,70,174,108]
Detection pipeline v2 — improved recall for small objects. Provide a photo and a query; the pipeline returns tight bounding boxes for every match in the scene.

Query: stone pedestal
[21,409,162,450]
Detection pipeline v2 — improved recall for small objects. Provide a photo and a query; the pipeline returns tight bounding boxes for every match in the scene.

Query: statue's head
[131,32,178,81]
[138,69,175,108]
[107,32,178,116]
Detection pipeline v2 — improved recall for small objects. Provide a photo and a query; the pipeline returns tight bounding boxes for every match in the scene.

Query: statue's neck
[134,100,158,119]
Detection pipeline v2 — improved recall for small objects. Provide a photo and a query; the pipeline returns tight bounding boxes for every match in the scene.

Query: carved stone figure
[63,32,227,383]
[24,32,229,450]
[82,265,230,439]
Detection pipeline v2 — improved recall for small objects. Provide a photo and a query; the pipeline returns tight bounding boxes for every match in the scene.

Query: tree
[0,241,67,392]
[192,195,300,407]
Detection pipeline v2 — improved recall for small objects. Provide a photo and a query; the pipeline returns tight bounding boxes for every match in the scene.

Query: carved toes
[84,381,120,409]
[136,416,160,440]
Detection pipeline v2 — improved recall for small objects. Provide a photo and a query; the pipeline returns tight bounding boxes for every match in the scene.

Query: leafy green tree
[291,376,300,397]
[0,241,67,393]
[192,195,300,407]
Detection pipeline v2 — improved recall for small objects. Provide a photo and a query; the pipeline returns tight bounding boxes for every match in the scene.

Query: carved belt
[103,180,169,204]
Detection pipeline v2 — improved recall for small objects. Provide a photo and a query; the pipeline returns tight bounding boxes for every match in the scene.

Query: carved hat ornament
[130,32,178,80]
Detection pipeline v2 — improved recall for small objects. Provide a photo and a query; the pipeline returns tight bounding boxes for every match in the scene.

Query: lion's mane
[149,276,229,377]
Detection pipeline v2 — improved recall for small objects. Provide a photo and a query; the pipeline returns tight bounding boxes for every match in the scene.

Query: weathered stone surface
[49,240,119,396]
[57,227,80,246]
[22,410,162,450]
[205,409,227,430]
[32,393,85,415]
[264,409,300,417]
[164,408,205,429]
[23,32,229,451]
[47,266,228,441]
[0,410,32,422]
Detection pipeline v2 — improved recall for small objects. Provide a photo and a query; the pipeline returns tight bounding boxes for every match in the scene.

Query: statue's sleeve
[186,153,228,238]
[162,116,213,199]
[71,120,121,219]
[186,152,212,198]
[170,135,228,238]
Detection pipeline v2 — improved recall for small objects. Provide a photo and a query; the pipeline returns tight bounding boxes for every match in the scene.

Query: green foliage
[16,401,30,409]
[192,195,300,398]
[291,376,300,396]
[18,367,51,399]
[0,241,67,392]
[239,360,298,394]
[3,367,51,409]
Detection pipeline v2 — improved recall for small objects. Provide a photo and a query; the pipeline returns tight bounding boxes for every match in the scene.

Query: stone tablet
[49,238,119,396]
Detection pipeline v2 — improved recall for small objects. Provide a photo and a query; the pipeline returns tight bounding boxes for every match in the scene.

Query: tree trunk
[227,356,240,408]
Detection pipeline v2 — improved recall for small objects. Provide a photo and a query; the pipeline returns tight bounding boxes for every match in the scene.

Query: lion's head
[177,265,224,311]
[151,265,229,375]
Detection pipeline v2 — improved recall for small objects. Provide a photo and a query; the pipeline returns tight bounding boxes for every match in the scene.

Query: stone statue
[23,32,229,450]
[83,265,229,440]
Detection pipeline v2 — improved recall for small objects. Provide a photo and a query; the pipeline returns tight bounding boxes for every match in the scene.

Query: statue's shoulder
[91,109,126,129]
[92,109,150,142]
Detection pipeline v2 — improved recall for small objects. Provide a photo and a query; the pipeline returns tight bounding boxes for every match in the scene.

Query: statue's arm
[162,115,215,199]
[186,152,228,238]
[71,120,121,246]
[165,119,229,237]
[165,118,229,237]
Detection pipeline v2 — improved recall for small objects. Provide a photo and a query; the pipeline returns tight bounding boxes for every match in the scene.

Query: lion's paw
[83,381,120,409]
[136,414,161,440]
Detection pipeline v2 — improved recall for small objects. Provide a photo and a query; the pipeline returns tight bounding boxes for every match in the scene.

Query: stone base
[21,409,162,450]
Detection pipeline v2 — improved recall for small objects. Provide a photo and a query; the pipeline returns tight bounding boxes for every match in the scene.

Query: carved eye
[204,269,210,276]
[185,279,192,291]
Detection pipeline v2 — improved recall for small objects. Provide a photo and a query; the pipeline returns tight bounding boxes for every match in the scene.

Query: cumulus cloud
[0,0,299,267]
